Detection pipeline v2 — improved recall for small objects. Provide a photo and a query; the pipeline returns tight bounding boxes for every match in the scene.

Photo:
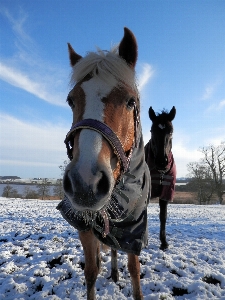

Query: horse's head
[149,106,176,170]
[63,28,140,212]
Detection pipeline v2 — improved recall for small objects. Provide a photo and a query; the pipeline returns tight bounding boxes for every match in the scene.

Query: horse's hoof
[160,243,169,251]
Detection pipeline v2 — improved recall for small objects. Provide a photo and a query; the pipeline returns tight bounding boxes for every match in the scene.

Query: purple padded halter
[64,119,132,173]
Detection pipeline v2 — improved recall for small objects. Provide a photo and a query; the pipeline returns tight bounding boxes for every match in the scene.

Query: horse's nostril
[63,171,73,196]
[96,171,110,198]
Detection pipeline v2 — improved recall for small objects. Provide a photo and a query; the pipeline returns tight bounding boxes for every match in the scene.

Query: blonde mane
[70,47,138,92]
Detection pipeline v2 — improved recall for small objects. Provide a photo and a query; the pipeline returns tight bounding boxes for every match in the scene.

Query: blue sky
[0,0,225,179]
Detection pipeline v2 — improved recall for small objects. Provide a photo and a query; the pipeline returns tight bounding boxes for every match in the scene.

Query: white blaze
[77,76,114,182]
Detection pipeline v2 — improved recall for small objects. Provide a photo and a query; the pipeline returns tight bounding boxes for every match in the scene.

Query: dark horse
[145,106,176,250]
[57,28,150,300]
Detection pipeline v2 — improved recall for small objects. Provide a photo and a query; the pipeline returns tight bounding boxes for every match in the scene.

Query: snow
[0,198,225,299]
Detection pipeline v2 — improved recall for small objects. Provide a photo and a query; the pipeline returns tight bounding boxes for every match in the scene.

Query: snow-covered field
[0,198,224,300]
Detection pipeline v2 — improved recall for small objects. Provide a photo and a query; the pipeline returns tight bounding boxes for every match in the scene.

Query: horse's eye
[127,97,136,109]
[67,96,74,109]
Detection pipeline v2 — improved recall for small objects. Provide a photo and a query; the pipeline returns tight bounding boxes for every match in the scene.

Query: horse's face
[63,28,139,212]
[149,106,176,170]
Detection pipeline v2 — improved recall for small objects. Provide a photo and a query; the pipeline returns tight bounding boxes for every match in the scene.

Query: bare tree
[2,185,13,197]
[53,179,64,199]
[200,142,225,204]
[2,185,21,198]
[23,186,39,199]
[36,178,51,200]
[187,162,214,204]
[59,160,69,177]
[55,160,69,199]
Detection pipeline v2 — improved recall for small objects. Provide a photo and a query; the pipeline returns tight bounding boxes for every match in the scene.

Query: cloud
[202,80,222,100]
[137,63,154,91]
[0,62,66,107]
[1,7,28,37]
[204,98,225,113]
[0,8,68,107]
[0,113,68,170]
[202,85,215,100]
[218,99,225,109]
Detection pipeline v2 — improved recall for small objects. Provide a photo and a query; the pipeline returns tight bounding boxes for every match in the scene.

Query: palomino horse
[145,106,176,250]
[57,28,150,300]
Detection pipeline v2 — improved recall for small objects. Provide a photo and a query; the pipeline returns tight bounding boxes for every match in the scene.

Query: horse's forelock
[155,111,171,123]
[70,47,137,92]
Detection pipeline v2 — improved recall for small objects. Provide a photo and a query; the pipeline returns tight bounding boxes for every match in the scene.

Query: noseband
[64,104,139,175]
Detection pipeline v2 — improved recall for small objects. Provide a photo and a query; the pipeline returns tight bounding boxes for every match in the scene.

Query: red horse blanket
[145,141,176,202]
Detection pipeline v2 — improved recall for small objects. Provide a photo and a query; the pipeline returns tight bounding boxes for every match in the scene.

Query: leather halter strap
[65,119,132,173]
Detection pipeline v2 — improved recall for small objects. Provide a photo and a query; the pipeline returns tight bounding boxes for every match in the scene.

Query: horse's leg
[128,253,143,300]
[159,198,169,250]
[111,248,119,282]
[79,230,101,300]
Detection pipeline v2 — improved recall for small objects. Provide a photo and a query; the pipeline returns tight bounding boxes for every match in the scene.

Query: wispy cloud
[0,62,66,107]
[0,113,68,170]
[202,85,215,100]
[202,80,221,100]
[218,99,225,109]
[204,98,225,113]
[138,63,154,91]
[2,7,32,44]
[0,8,67,107]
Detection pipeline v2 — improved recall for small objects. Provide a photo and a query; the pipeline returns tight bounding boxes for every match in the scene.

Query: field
[0,198,225,299]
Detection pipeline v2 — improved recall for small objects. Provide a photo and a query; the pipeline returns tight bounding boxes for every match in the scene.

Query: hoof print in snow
[79,261,85,270]
[0,238,8,242]
[35,283,44,292]
[172,287,188,296]
[47,256,63,269]
[170,269,181,277]
[202,275,221,287]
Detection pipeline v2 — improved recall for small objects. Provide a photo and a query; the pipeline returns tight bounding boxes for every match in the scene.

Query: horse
[57,28,150,300]
[145,106,176,250]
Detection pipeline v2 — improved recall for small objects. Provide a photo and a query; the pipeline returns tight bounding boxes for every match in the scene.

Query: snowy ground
[0,198,225,300]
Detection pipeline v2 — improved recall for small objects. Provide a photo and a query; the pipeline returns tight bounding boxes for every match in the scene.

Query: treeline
[2,161,69,200]
[186,142,225,205]
[2,149,224,206]
[2,178,64,200]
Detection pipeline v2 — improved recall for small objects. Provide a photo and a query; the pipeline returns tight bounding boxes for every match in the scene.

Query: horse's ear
[119,27,138,68]
[68,43,82,67]
[168,106,176,121]
[149,106,156,121]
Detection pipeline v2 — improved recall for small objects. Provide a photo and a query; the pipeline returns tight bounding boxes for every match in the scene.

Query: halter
[64,104,140,175]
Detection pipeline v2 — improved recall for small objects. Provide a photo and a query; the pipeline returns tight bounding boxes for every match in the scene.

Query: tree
[36,178,50,200]
[59,160,69,177]
[187,162,214,205]
[55,160,69,200]
[2,185,21,198]
[53,179,64,199]
[200,142,225,204]
[23,186,39,199]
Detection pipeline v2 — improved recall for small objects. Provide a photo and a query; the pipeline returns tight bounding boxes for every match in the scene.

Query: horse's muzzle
[63,162,113,211]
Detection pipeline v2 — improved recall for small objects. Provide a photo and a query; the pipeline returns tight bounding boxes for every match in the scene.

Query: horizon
[0,1,225,178]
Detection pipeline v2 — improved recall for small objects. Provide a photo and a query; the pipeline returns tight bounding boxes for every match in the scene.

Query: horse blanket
[145,140,176,202]
[57,127,150,256]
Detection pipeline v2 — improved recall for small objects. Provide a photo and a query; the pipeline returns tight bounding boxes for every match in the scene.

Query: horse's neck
[145,140,155,170]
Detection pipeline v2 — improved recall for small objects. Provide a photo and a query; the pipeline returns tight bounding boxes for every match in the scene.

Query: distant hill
[0,176,21,180]
[176,178,191,183]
